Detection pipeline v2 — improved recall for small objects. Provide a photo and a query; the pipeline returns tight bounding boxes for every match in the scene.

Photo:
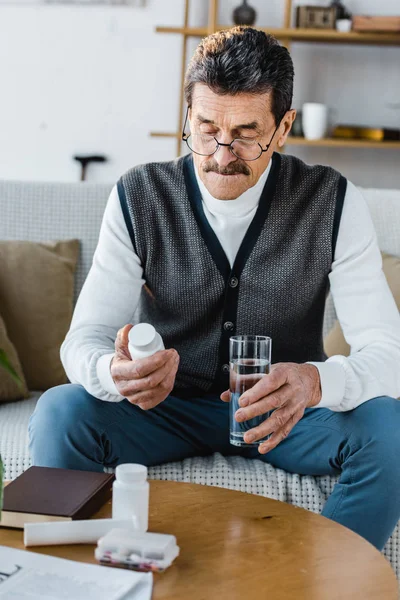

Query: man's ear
[277,110,297,148]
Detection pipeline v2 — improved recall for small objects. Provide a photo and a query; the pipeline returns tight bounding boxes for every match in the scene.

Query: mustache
[202,160,250,176]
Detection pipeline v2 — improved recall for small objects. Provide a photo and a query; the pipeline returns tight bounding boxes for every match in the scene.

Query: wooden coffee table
[1,480,397,598]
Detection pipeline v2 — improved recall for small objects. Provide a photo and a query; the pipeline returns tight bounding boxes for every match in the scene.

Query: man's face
[189,84,295,200]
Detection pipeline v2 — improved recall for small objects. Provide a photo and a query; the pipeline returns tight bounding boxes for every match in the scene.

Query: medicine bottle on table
[112,464,149,531]
[128,323,164,360]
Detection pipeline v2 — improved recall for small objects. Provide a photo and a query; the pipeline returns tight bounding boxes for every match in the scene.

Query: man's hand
[220,363,321,454]
[111,324,180,410]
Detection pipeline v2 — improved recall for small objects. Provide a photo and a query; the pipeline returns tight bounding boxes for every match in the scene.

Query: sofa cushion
[324,252,400,357]
[0,240,79,390]
[0,313,29,402]
[361,188,400,258]
[0,180,112,303]
[323,188,400,337]
[0,394,39,480]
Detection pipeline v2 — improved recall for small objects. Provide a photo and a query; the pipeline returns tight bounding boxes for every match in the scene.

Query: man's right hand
[111,324,180,410]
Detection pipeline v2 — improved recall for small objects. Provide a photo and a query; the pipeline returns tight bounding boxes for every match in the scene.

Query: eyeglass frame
[181,106,286,161]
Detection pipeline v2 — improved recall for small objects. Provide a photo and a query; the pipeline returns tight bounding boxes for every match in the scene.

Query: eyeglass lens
[186,134,262,160]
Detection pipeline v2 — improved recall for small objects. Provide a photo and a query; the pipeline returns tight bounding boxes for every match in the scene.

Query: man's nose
[213,143,238,169]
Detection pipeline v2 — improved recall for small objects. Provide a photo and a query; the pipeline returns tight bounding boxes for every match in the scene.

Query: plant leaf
[0,349,23,386]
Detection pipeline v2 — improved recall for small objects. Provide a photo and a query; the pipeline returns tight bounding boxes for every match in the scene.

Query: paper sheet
[0,546,152,600]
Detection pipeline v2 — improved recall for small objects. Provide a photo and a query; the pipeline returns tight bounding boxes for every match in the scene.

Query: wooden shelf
[156,26,209,37]
[150,132,400,150]
[287,137,400,148]
[156,25,400,46]
[150,132,179,138]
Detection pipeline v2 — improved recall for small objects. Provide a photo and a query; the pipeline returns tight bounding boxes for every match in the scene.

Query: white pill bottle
[128,323,164,359]
[112,464,150,531]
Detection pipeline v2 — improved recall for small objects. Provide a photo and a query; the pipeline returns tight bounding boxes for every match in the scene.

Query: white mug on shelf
[336,18,352,33]
[302,103,329,140]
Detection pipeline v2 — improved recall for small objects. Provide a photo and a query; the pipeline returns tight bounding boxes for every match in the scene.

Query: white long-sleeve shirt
[61,162,400,411]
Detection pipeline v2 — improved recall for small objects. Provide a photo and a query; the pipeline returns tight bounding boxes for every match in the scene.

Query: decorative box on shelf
[296,6,336,29]
[352,15,400,32]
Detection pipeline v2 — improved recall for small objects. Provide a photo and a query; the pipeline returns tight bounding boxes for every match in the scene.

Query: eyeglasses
[181,107,284,162]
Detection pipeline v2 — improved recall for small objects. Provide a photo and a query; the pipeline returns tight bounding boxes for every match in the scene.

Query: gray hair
[184,26,294,124]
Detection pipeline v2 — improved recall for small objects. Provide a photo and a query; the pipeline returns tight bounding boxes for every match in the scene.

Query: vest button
[229,276,239,288]
[222,364,230,374]
[223,321,234,331]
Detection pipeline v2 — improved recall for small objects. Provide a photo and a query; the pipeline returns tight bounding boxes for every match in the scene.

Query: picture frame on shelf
[296,6,336,29]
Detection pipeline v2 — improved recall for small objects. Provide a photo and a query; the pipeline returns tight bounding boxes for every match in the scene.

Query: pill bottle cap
[129,323,156,347]
[115,464,148,484]
[128,323,164,359]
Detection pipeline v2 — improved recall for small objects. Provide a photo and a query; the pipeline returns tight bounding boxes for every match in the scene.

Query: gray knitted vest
[118,153,346,395]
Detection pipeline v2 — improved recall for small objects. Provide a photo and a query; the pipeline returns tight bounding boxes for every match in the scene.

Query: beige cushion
[0,240,79,390]
[324,252,400,357]
[0,313,29,402]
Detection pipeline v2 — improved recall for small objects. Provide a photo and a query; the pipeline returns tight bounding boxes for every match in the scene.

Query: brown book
[0,466,115,529]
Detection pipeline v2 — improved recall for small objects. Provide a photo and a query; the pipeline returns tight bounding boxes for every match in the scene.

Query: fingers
[235,363,317,452]
[243,406,303,446]
[111,324,180,410]
[117,351,179,397]
[113,349,179,409]
[128,364,179,409]
[258,411,302,454]
[238,364,288,408]
[235,384,291,422]
[115,324,134,361]
[220,390,230,402]
[113,348,178,382]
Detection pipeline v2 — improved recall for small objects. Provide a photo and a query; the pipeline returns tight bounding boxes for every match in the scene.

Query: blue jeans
[29,384,400,551]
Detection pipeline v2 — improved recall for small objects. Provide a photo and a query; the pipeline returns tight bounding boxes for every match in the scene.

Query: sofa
[0,178,399,582]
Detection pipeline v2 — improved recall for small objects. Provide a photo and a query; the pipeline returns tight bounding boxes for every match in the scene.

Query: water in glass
[229,358,271,446]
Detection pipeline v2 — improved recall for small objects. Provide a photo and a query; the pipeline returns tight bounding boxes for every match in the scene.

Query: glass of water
[229,335,272,447]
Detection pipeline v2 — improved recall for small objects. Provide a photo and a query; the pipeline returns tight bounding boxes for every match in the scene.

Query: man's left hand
[220,363,321,454]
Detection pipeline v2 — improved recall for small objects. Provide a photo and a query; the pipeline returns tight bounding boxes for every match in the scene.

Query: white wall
[0,0,399,186]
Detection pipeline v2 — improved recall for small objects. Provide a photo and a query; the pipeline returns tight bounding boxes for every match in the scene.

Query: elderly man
[29,27,400,551]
